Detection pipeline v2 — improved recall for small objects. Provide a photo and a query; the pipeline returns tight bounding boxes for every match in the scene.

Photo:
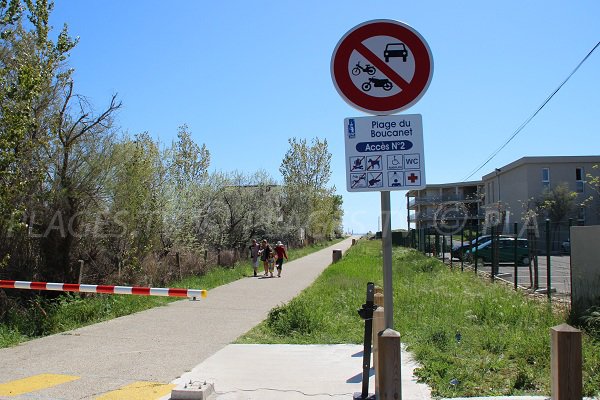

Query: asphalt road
[446,255,572,298]
[0,237,356,399]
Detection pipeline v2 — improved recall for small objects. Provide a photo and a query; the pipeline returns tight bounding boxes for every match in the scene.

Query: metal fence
[407,220,575,303]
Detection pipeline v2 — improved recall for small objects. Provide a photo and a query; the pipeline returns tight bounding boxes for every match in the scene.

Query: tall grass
[238,239,600,398]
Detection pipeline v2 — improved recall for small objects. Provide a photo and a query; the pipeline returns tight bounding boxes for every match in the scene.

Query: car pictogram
[383,42,408,62]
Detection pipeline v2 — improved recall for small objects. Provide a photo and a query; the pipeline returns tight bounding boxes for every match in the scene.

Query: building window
[542,168,550,190]
[577,207,585,225]
[576,167,584,193]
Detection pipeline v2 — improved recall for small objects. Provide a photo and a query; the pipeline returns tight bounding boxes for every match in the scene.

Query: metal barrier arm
[0,280,207,299]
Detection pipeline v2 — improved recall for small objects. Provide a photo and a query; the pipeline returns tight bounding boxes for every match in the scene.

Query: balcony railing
[408,195,482,207]
[408,210,486,222]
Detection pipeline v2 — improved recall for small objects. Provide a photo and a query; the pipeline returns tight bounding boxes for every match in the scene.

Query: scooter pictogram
[361,77,393,92]
[352,61,376,76]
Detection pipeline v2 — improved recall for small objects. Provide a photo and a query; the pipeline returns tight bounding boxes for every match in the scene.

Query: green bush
[267,298,319,336]
[579,306,600,339]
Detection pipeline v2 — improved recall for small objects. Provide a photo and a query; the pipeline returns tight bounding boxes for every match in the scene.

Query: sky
[49,1,600,234]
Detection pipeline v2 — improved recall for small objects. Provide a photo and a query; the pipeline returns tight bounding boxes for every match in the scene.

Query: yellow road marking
[0,373,79,396]
[95,381,175,400]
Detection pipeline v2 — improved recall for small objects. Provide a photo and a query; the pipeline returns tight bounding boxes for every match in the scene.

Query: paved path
[445,254,572,299]
[0,238,358,399]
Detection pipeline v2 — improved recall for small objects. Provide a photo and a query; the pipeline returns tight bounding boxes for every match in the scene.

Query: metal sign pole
[381,191,394,329]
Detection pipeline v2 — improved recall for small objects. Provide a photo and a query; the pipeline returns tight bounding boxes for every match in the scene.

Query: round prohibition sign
[331,19,433,115]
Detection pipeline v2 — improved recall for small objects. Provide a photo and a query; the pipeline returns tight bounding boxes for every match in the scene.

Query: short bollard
[352,238,357,246]
[378,328,402,400]
[355,282,377,400]
[332,249,342,263]
[551,324,582,400]
[374,291,384,307]
[372,306,385,398]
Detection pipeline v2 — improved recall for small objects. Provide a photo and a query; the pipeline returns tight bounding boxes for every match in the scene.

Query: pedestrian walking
[267,251,276,277]
[259,239,272,277]
[274,241,288,277]
[248,239,260,277]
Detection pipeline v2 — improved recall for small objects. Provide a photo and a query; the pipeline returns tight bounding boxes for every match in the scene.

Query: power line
[462,40,600,181]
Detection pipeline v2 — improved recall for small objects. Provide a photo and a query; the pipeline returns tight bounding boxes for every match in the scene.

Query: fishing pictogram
[350,173,367,188]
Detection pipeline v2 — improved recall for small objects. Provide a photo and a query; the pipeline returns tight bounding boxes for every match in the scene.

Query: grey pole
[381,191,394,329]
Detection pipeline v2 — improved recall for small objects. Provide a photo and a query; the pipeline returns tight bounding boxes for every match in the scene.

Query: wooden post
[332,249,342,263]
[551,324,582,400]
[176,252,181,280]
[352,238,357,246]
[372,306,385,398]
[374,292,384,307]
[378,328,402,400]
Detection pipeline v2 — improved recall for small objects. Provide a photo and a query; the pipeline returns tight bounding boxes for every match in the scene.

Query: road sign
[331,19,433,115]
[345,114,426,192]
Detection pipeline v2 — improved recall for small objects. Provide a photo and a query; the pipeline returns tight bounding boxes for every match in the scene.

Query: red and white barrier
[0,280,207,299]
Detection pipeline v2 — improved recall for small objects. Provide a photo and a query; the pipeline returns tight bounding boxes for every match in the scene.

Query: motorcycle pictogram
[361,77,393,92]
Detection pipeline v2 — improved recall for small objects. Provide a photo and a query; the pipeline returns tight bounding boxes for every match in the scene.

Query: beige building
[407,156,600,248]
[482,156,600,233]
[406,181,484,232]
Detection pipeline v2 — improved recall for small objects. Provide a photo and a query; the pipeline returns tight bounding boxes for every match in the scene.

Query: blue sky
[50,1,600,234]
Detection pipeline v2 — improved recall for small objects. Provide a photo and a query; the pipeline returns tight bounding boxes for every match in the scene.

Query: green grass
[237,239,600,398]
[0,239,345,349]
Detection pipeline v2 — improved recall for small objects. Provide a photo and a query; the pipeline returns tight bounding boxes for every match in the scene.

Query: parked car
[561,239,571,255]
[451,235,509,260]
[465,237,530,266]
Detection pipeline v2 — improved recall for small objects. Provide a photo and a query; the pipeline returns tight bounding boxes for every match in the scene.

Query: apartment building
[406,181,484,232]
[482,155,600,231]
[407,156,600,246]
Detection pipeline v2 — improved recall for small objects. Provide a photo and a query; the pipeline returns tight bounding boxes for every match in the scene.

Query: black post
[356,282,377,399]
[460,227,464,271]
[513,222,518,291]
[474,220,480,273]
[449,234,453,269]
[442,235,446,263]
[427,232,431,256]
[546,219,552,301]
[491,225,496,282]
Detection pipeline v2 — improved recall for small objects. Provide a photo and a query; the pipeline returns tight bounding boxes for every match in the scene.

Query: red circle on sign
[331,20,433,115]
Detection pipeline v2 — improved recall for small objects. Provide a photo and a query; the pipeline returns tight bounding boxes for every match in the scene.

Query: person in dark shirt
[259,239,272,277]
[274,241,288,278]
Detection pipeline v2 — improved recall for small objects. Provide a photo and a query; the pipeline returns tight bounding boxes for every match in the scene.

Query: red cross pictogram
[407,173,419,183]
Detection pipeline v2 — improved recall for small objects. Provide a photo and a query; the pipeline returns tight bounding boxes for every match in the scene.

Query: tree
[218,170,279,249]
[0,0,100,281]
[536,182,580,253]
[162,125,211,251]
[279,137,342,243]
[586,165,599,218]
[106,133,163,280]
[536,183,578,223]
[167,124,210,188]
[40,84,121,281]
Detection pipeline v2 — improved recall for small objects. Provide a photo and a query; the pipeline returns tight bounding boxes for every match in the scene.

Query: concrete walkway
[2,237,432,399]
[0,237,555,399]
